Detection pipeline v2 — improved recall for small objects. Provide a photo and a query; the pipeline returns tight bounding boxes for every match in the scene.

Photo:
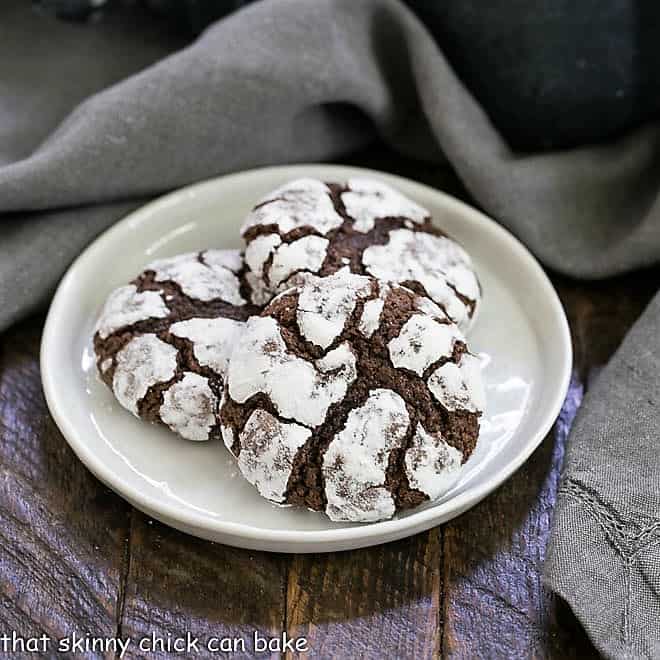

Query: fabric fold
[3,0,660,285]
[546,291,660,658]
[0,201,145,328]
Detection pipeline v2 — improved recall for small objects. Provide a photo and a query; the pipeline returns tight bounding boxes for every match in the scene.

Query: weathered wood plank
[439,277,598,660]
[285,531,441,659]
[563,268,660,376]
[119,511,286,659]
[441,374,595,659]
[0,317,130,656]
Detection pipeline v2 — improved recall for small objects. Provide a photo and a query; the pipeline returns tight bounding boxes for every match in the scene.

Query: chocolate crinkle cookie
[241,177,481,332]
[93,250,259,441]
[219,268,485,523]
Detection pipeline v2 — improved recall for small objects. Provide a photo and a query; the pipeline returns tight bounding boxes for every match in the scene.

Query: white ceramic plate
[41,165,571,553]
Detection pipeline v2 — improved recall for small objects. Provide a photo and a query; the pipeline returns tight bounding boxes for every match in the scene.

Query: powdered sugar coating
[428,353,485,413]
[236,409,311,503]
[245,270,272,306]
[341,178,429,233]
[362,229,479,331]
[405,424,463,500]
[323,389,409,522]
[245,233,282,277]
[159,373,217,442]
[201,249,243,272]
[269,235,329,287]
[149,251,245,305]
[112,334,178,415]
[95,249,256,443]
[296,268,373,349]
[227,316,357,427]
[388,314,462,376]
[414,294,446,319]
[221,270,484,522]
[358,296,385,338]
[240,179,480,329]
[95,285,169,339]
[170,317,243,375]
[241,178,343,236]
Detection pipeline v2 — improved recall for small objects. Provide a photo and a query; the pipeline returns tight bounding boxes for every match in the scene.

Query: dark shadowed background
[36,0,660,150]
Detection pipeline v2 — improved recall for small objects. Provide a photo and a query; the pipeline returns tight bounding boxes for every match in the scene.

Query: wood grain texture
[0,318,130,655]
[119,511,286,659]
[559,269,660,377]
[286,531,441,659]
[441,374,594,659]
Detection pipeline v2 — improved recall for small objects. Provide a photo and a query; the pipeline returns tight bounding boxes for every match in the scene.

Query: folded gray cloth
[1,0,658,656]
[546,294,660,659]
[0,0,184,327]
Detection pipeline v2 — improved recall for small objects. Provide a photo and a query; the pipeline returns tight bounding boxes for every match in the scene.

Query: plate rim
[41,164,572,551]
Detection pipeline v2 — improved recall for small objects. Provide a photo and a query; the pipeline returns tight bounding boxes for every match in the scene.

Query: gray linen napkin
[546,294,660,659]
[1,1,659,656]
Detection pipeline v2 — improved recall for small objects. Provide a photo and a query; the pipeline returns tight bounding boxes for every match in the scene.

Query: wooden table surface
[2,153,658,659]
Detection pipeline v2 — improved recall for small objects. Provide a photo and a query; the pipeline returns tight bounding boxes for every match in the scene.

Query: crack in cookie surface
[94,250,260,442]
[239,177,481,331]
[220,272,484,522]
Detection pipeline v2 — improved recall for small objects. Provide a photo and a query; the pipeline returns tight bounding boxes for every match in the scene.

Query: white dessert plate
[41,165,571,553]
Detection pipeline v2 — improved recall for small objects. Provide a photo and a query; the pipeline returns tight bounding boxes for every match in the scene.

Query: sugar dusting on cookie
[323,388,410,522]
[95,285,169,339]
[296,268,372,349]
[95,249,256,442]
[160,373,218,442]
[241,178,343,236]
[268,235,329,287]
[341,178,429,233]
[427,353,485,413]
[170,317,244,375]
[237,409,311,502]
[112,334,178,415]
[150,251,245,305]
[404,424,463,500]
[227,316,357,428]
[362,229,479,329]
[388,313,460,376]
